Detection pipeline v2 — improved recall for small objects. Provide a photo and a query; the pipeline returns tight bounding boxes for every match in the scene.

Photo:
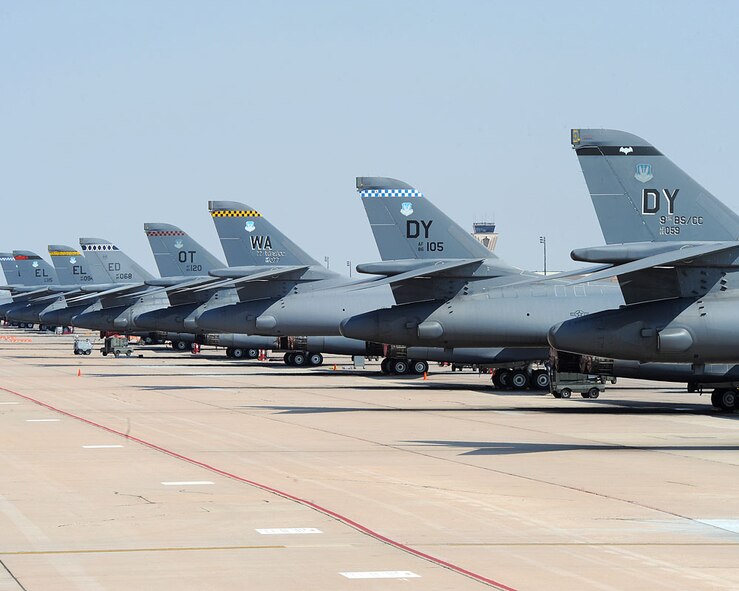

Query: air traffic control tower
[472,222,498,252]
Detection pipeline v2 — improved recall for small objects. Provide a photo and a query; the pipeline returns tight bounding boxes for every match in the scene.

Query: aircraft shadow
[407,440,739,456]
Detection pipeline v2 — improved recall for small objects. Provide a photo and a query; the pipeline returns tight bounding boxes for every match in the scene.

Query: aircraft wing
[64,283,148,304]
[346,259,485,291]
[189,265,311,292]
[566,241,739,286]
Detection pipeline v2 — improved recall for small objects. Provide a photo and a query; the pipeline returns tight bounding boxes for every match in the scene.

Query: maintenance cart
[100,336,133,357]
[73,338,93,356]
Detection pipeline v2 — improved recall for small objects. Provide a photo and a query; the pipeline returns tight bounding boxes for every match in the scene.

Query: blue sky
[2,1,738,274]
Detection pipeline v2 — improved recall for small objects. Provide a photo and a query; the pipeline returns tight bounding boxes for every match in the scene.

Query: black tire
[392,359,409,374]
[552,391,563,399]
[532,370,550,390]
[284,352,294,365]
[74,350,80,355]
[511,370,529,390]
[497,369,512,389]
[231,348,245,359]
[246,348,260,360]
[380,358,391,374]
[411,360,429,375]
[491,371,505,389]
[226,347,234,358]
[174,340,188,352]
[85,350,91,355]
[144,336,154,345]
[560,388,572,399]
[101,351,108,357]
[713,388,738,411]
[587,387,600,399]
[292,352,307,366]
[126,351,132,357]
[308,352,324,366]
[114,351,120,358]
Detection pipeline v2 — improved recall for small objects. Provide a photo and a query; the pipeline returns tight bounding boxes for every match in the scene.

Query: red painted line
[4,386,517,591]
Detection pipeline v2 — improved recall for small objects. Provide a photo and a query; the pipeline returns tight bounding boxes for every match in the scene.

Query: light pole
[324,256,330,269]
[539,236,547,276]
[346,260,352,277]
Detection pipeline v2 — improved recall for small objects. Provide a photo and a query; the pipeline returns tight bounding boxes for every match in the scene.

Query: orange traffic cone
[77,368,81,377]
[333,364,337,371]
[423,372,428,380]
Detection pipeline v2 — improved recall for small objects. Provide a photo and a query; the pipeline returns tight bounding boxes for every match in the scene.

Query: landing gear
[531,370,550,390]
[308,352,324,366]
[291,352,307,366]
[231,347,245,359]
[380,358,391,374]
[172,340,188,351]
[391,358,410,374]
[510,369,530,390]
[711,388,738,411]
[411,359,429,375]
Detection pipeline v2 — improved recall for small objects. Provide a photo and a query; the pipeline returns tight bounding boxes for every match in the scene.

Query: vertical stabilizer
[79,238,154,282]
[144,223,224,277]
[572,128,739,243]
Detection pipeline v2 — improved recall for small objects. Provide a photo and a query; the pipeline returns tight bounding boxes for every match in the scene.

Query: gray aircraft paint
[144,222,224,278]
[79,238,154,283]
[48,245,108,285]
[11,251,58,286]
[549,129,739,364]
[209,201,321,268]
[572,128,739,244]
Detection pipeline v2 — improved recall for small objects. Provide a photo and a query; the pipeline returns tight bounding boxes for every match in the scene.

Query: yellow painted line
[48,251,81,257]
[1,545,286,556]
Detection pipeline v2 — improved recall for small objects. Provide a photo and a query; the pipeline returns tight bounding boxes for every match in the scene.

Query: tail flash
[78,238,154,282]
[144,223,224,278]
[357,177,495,261]
[572,128,739,243]
[208,201,319,267]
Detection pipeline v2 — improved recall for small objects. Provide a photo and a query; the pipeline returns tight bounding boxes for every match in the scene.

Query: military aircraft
[337,178,624,348]
[543,129,739,409]
[194,201,551,381]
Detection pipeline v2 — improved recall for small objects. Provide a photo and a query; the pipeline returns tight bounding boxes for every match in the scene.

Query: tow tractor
[100,336,133,357]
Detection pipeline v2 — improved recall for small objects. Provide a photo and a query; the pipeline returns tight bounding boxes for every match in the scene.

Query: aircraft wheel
[246,348,260,359]
[292,352,307,366]
[532,370,550,390]
[380,358,392,374]
[491,371,505,389]
[560,388,572,399]
[308,352,323,366]
[144,335,154,345]
[411,360,429,375]
[284,352,294,365]
[231,347,245,359]
[712,388,738,411]
[391,358,410,374]
[511,370,529,390]
[497,369,513,389]
[174,340,188,351]
[226,347,234,358]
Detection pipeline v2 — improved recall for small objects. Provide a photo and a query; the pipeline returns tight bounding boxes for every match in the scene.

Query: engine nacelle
[548,296,739,363]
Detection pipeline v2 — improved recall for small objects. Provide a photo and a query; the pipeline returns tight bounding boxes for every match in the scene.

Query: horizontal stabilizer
[347,258,485,291]
[566,241,739,286]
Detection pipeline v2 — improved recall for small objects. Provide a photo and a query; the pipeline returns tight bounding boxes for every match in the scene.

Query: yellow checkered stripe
[48,250,81,257]
[211,210,262,217]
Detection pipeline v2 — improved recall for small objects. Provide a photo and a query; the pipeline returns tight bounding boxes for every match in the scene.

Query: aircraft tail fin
[572,128,739,243]
[11,251,58,285]
[0,253,18,283]
[144,223,224,277]
[48,245,107,285]
[208,201,320,267]
[79,238,154,282]
[356,177,497,261]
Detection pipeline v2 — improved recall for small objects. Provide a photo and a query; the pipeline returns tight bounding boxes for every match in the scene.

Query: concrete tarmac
[0,328,738,590]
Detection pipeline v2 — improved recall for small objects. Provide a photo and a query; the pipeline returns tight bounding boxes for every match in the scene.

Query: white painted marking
[161,481,214,486]
[256,528,322,535]
[697,519,739,534]
[25,419,60,422]
[340,571,420,579]
[82,445,124,449]
[0,402,19,405]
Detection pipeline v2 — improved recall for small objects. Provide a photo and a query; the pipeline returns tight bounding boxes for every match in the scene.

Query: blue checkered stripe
[359,189,424,198]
